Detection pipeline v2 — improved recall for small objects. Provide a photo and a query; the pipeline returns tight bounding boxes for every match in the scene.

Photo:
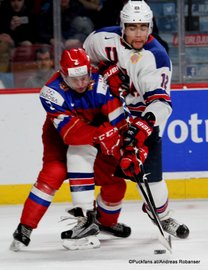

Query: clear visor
[64,73,91,93]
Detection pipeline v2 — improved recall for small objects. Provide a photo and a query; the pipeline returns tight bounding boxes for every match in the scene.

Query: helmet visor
[64,73,91,93]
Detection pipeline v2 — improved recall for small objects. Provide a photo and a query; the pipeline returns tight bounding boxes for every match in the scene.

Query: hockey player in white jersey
[84,0,190,239]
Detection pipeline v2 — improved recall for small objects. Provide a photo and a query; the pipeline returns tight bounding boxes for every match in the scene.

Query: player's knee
[37,161,67,189]
[101,178,126,203]
[34,181,57,195]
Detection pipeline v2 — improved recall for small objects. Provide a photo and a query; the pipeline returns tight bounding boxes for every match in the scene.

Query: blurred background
[0,0,208,206]
[0,0,207,89]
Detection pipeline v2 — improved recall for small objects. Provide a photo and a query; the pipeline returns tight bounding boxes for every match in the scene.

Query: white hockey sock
[67,145,97,212]
[138,179,171,220]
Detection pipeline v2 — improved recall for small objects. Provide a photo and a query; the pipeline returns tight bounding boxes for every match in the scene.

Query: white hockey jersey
[84,26,173,134]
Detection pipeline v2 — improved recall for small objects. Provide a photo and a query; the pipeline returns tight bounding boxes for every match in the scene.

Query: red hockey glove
[123,112,156,148]
[120,145,148,178]
[94,122,122,159]
[99,61,128,96]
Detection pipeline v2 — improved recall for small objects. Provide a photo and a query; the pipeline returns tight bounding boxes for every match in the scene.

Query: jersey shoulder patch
[95,75,108,95]
[40,86,64,106]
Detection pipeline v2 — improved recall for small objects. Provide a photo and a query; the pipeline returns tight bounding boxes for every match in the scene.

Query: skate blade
[158,234,172,254]
[62,235,100,250]
[9,239,25,252]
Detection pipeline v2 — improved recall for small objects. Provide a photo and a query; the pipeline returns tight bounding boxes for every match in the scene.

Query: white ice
[1,200,208,270]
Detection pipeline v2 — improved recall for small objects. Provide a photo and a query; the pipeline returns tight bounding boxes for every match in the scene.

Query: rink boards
[1,178,208,205]
[0,86,208,204]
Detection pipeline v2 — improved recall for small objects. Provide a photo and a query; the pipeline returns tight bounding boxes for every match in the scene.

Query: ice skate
[143,203,190,239]
[61,207,100,250]
[10,223,32,252]
[98,222,131,238]
[161,217,189,239]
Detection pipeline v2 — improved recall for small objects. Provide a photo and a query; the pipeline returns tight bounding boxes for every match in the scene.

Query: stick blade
[158,234,172,254]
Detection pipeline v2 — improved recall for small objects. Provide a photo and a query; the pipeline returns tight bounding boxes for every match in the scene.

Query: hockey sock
[21,181,56,228]
[96,194,121,226]
[139,179,169,220]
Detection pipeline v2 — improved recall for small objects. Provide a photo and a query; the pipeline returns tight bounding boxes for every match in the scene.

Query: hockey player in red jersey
[84,0,190,239]
[10,48,136,251]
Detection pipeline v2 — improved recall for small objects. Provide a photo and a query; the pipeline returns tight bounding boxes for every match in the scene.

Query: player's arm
[92,78,129,159]
[84,30,129,96]
[139,70,172,127]
[124,52,172,148]
[39,85,122,158]
[39,85,98,145]
[95,77,128,131]
[83,31,109,66]
[99,61,129,97]
[132,52,172,123]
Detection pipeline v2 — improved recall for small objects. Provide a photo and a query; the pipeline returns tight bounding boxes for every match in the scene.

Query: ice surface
[1,200,208,270]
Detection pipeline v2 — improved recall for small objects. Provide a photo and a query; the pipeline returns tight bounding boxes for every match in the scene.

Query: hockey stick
[130,165,172,253]
[119,88,172,253]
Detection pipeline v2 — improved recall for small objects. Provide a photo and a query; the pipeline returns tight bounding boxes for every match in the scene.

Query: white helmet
[120,0,153,35]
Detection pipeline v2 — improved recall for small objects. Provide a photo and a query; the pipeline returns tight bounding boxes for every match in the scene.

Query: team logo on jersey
[130,52,142,64]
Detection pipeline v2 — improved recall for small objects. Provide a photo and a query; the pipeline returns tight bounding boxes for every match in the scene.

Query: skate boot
[161,218,189,239]
[98,222,131,238]
[142,203,189,239]
[61,207,100,250]
[10,223,32,251]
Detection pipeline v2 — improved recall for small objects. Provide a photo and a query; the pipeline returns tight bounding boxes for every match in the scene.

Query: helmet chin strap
[122,34,149,51]
[121,28,134,49]
[121,36,133,49]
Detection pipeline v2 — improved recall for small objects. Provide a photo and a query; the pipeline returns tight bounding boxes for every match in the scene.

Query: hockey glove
[123,112,156,148]
[120,145,148,178]
[94,122,122,159]
[99,61,129,96]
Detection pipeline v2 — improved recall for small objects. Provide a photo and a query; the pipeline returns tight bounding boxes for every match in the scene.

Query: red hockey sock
[20,181,56,228]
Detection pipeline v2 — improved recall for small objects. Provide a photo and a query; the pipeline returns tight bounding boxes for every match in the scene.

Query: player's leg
[61,145,100,250]
[139,128,189,239]
[94,153,131,238]
[10,117,68,251]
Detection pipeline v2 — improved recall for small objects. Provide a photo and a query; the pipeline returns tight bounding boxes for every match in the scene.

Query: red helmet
[60,48,91,77]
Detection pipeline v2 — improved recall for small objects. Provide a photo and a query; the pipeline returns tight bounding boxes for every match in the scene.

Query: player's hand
[94,122,122,159]
[124,112,156,148]
[120,145,148,178]
[99,61,128,96]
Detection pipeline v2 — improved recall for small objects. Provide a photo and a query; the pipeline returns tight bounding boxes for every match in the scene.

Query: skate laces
[161,218,179,235]
[20,225,32,238]
[60,213,87,228]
